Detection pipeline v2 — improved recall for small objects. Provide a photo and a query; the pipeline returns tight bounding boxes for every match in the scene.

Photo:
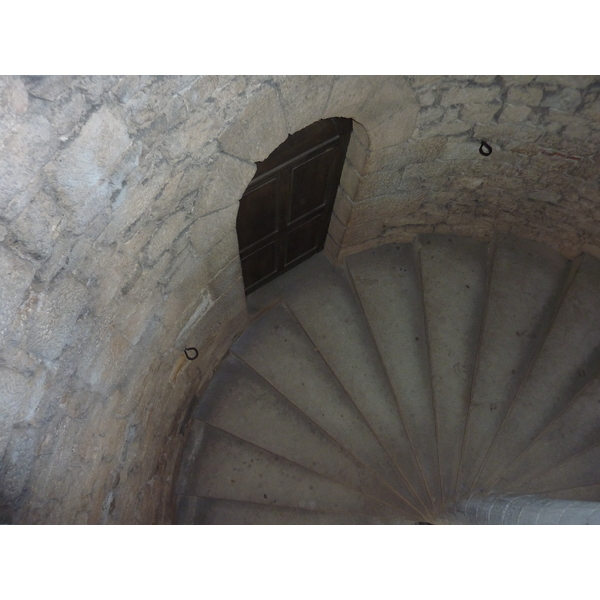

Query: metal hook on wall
[479,140,492,156]
[184,347,199,360]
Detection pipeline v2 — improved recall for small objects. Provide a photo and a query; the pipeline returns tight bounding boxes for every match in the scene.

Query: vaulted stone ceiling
[0,75,599,523]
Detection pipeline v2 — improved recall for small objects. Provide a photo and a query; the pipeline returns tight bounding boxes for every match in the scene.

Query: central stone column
[446,494,600,524]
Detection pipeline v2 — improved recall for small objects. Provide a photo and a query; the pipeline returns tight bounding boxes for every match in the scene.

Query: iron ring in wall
[479,140,492,156]
[184,347,199,361]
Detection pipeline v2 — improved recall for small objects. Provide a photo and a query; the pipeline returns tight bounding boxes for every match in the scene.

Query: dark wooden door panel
[236,176,280,251]
[285,215,322,267]
[237,118,352,294]
[288,147,335,223]
[240,242,278,290]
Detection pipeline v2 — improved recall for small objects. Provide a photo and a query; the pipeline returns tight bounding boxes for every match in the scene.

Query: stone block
[189,203,238,257]
[460,102,502,124]
[118,76,184,131]
[365,137,447,173]
[0,423,41,502]
[403,161,457,181]
[339,159,361,198]
[502,76,536,86]
[332,188,353,225]
[50,106,134,233]
[416,107,471,138]
[353,77,418,129]
[38,87,90,139]
[22,75,75,101]
[0,368,39,460]
[0,114,57,211]
[507,86,544,106]
[517,498,556,523]
[369,104,420,149]
[0,76,29,137]
[415,87,437,107]
[416,106,444,128]
[144,210,191,265]
[159,106,222,163]
[178,279,246,374]
[194,152,256,219]
[59,390,102,420]
[439,138,482,161]
[441,85,502,106]
[349,193,426,227]
[499,104,532,123]
[345,132,368,172]
[72,246,140,314]
[276,75,333,134]
[474,122,544,144]
[580,100,600,122]
[0,247,36,337]
[218,86,288,163]
[9,190,65,260]
[327,212,346,247]
[76,325,133,393]
[343,220,385,246]
[541,88,582,113]
[26,275,89,361]
[558,503,593,524]
[351,120,370,148]
[324,76,378,121]
[585,508,600,524]
[536,75,597,89]
[97,154,172,246]
[164,251,242,341]
[410,75,444,88]
[355,169,405,201]
[113,288,162,348]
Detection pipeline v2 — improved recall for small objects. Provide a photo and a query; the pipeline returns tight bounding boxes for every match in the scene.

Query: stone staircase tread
[244,252,432,511]
[229,301,427,515]
[192,352,415,512]
[176,495,416,525]
[178,424,419,520]
[175,235,600,524]
[497,372,600,488]
[345,242,442,509]
[502,443,600,496]
[457,235,571,496]
[475,253,600,493]
[418,234,489,504]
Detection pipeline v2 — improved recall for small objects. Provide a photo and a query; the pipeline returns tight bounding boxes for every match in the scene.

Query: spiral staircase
[174,234,600,524]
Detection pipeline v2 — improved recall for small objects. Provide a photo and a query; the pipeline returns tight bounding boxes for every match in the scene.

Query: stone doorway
[236,117,353,294]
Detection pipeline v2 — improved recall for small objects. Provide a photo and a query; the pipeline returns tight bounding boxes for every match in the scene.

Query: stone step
[230,302,427,517]
[192,353,414,512]
[475,253,600,493]
[179,424,417,520]
[418,234,489,505]
[246,252,432,513]
[457,236,571,497]
[495,371,600,491]
[176,495,415,525]
[345,242,442,512]
[505,444,600,497]
[539,484,600,503]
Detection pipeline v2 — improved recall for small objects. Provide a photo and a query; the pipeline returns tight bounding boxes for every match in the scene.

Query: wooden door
[236,118,352,294]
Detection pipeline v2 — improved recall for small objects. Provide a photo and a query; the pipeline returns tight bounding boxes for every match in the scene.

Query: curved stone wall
[0,75,599,523]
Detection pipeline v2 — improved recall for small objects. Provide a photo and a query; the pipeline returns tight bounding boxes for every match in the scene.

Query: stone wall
[329,75,600,261]
[1,75,599,523]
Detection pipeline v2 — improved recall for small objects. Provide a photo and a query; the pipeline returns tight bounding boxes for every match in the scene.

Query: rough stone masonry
[1,75,600,523]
